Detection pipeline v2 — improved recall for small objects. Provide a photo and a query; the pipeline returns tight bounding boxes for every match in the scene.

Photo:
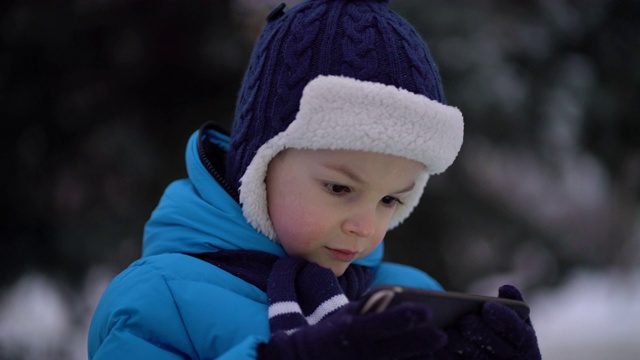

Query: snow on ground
[530,269,640,359]
[0,267,639,359]
[0,267,115,360]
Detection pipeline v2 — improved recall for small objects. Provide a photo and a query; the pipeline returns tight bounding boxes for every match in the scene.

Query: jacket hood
[142,125,384,267]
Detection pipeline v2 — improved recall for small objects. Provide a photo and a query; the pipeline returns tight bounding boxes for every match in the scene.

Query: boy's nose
[342,208,376,238]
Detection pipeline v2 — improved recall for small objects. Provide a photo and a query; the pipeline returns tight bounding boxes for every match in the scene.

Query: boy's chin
[303,257,351,277]
[326,263,350,277]
[306,259,348,277]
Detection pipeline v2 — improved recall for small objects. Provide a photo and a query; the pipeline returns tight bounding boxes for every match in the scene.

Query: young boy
[88,1,541,359]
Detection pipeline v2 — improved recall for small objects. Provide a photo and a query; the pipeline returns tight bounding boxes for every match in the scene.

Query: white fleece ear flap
[239,75,464,240]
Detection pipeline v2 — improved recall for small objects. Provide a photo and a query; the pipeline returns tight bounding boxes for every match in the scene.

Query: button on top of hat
[266,3,286,23]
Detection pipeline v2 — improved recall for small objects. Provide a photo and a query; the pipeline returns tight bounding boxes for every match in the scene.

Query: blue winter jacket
[87,124,443,359]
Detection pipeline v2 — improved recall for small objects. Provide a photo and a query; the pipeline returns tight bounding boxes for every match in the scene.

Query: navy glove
[437,285,541,360]
[259,301,447,360]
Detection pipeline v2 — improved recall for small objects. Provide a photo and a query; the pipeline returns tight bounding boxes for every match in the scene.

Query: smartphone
[358,285,530,328]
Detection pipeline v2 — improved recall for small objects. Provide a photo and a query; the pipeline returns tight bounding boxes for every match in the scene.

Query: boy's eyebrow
[322,163,365,184]
[321,163,416,194]
[395,182,416,194]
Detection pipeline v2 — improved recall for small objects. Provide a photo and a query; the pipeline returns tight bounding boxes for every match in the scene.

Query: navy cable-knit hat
[226,0,464,240]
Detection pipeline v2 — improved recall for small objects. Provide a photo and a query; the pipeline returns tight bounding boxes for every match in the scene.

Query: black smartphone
[358,285,530,328]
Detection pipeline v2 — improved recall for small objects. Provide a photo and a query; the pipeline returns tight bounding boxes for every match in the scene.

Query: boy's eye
[325,183,350,195]
[381,196,403,207]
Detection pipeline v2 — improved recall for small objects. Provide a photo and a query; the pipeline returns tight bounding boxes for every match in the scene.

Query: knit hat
[226,0,464,240]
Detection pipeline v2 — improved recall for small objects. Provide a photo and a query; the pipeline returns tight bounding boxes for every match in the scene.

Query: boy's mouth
[326,247,358,262]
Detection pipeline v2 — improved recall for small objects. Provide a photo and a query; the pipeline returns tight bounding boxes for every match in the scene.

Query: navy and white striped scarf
[194,250,373,334]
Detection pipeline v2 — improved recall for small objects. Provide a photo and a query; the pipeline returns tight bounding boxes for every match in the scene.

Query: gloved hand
[258,301,447,360]
[437,285,541,360]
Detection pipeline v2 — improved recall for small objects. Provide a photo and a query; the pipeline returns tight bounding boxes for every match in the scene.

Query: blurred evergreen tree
[1,0,248,286]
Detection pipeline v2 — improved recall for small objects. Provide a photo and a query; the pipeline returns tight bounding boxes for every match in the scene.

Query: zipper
[197,123,240,203]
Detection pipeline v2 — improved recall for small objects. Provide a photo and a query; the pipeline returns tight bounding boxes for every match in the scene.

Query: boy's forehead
[280,148,425,183]
[284,148,423,165]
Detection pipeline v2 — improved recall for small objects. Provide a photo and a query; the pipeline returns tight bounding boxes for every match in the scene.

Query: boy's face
[265,149,424,276]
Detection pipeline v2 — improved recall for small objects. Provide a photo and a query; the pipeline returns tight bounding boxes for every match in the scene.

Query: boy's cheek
[273,212,326,250]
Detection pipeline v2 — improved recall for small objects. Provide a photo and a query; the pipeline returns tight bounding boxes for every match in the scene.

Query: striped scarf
[193,250,373,334]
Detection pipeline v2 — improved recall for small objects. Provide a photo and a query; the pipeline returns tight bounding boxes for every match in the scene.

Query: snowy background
[1,267,639,359]
[1,0,638,359]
